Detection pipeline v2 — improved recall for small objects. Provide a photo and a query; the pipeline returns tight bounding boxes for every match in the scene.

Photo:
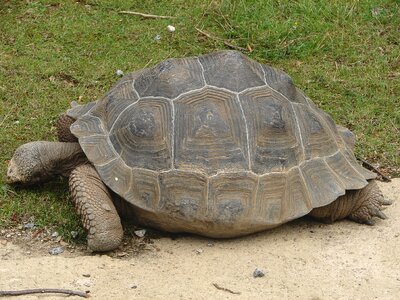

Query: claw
[375,211,387,220]
[380,199,393,206]
[365,219,375,226]
[371,207,388,220]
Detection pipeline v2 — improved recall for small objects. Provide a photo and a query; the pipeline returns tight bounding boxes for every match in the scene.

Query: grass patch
[0,0,399,236]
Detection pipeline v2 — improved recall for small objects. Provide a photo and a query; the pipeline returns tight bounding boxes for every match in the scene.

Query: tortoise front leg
[56,114,78,142]
[309,180,391,224]
[69,164,123,251]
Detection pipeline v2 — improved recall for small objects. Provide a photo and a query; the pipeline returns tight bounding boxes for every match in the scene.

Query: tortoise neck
[38,141,88,177]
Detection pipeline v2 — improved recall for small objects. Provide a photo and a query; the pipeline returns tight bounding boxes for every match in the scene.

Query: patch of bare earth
[1,179,399,299]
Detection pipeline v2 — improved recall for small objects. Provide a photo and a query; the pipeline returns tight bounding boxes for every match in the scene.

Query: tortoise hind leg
[56,114,78,142]
[309,180,391,224]
[346,180,391,225]
[69,164,123,251]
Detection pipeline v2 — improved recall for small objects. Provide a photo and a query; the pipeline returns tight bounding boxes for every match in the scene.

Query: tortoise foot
[348,181,391,225]
[69,164,123,251]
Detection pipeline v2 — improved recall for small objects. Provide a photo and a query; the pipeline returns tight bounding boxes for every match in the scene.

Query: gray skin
[6,116,390,252]
[7,138,125,251]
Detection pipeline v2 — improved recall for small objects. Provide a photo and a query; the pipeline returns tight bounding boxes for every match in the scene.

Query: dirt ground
[1,179,399,300]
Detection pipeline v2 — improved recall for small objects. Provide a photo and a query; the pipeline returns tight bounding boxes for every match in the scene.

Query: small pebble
[51,231,59,238]
[253,268,265,278]
[71,231,78,239]
[117,251,128,257]
[129,284,138,289]
[167,25,175,32]
[134,229,146,238]
[73,278,92,287]
[207,242,214,247]
[23,222,35,230]
[49,246,64,255]
[195,248,203,255]
[154,34,161,42]
[116,70,124,77]
[82,274,91,278]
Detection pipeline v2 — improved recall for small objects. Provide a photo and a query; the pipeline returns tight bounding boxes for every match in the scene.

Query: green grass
[0,0,399,236]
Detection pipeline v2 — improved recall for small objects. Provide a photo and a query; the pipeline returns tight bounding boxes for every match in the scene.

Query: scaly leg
[309,180,391,224]
[56,114,78,142]
[69,164,123,251]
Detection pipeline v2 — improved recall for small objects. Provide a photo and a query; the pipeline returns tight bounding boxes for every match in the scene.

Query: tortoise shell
[68,51,375,237]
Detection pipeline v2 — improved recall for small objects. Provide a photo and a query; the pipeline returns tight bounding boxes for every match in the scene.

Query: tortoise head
[7,141,87,186]
[6,142,47,185]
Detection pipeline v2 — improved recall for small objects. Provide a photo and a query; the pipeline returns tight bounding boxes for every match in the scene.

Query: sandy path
[1,179,399,300]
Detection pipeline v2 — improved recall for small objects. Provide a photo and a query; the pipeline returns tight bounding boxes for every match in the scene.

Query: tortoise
[7,51,390,251]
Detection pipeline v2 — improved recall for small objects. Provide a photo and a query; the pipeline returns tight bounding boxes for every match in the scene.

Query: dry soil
[1,179,399,300]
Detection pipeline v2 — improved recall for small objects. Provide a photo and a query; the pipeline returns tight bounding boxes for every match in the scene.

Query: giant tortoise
[7,51,390,251]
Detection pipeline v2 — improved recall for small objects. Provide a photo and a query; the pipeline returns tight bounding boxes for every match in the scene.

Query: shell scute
[239,87,302,173]
[256,167,312,224]
[78,135,115,166]
[293,104,338,160]
[134,57,204,99]
[174,87,249,175]
[96,158,132,196]
[158,171,208,220]
[325,151,368,190]
[208,172,258,224]
[300,158,347,208]
[124,168,160,210]
[199,51,265,92]
[261,64,308,105]
[109,97,172,170]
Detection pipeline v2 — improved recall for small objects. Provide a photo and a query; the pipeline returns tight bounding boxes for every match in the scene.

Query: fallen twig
[119,11,175,19]
[0,288,89,298]
[357,157,391,182]
[31,228,45,238]
[142,58,154,69]
[195,28,249,52]
[212,283,241,295]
